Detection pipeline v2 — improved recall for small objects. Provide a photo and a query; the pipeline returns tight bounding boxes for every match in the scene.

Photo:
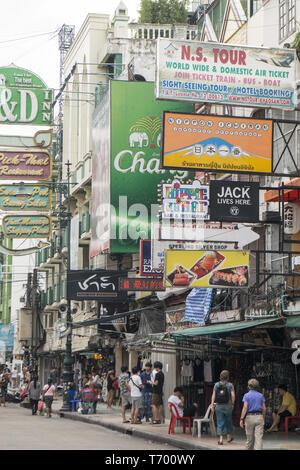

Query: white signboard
[284,204,300,235]
[162,179,209,220]
[156,38,296,110]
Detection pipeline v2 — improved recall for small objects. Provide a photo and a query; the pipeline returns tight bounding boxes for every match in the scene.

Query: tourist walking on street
[49,368,57,400]
[106,369,117,409]
[240,378,266,450]
[28,375,41,415]
[150,361,164,424]
[211,370,235,445]
[119,365,131,423]
[127,367,143,424]
[0,369,10,407]
[42,379,56,418]
[140,362,153,422]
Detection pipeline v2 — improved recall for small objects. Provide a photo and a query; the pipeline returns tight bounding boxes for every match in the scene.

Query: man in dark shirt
[150,361,164,424]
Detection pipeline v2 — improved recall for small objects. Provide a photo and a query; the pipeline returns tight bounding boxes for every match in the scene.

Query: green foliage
[139,0,189,24]
[292,31,300,50]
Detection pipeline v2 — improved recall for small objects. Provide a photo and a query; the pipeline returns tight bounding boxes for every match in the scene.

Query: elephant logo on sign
[129,132,149,148]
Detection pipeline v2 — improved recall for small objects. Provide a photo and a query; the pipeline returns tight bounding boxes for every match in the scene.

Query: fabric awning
[264,178,300,204]
[171,317,281,339]
[286,315,300,328]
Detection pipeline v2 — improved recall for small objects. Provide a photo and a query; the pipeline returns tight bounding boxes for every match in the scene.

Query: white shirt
[128,375,142,398]
[168,394,183,417]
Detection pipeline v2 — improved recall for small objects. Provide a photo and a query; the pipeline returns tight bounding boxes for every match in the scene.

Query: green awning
[286,315,300,328]
[171,318,281,339]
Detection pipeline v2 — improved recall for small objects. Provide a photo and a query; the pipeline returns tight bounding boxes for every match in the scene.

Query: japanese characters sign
[0,150,52,180]
[2,214,52,238]
[165,250,250,289]
[0,184,51,211]
[161,112,273,174]
[161,179,209,220]
[210,180,260,222]
[156,39,296,110]
[119,277,165,292]
[67,270,127,302]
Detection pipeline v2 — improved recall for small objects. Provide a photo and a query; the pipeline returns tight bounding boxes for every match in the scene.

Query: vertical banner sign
[156,39,296,110]
[140,239,163,276]
[91,80,194,256]
[161,112,273,174]
[0,66,53,125]
[210,181,260,222]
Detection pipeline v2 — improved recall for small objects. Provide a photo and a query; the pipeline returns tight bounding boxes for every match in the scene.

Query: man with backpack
[210,370,235,445]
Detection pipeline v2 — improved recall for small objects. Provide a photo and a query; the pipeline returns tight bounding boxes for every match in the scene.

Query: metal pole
[60,161,73,412]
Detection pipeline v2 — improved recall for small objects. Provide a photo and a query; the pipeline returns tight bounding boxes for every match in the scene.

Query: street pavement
[0,403,178,450]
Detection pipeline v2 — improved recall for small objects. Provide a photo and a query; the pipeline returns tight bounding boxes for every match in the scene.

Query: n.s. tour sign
[0,66,53,125]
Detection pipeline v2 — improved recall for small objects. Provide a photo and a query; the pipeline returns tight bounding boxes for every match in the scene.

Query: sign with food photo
[165,250,249,289]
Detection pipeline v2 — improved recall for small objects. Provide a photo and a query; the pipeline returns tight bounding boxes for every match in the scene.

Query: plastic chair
[68,390,81,411]
[192,405,217,438]
[82,390,96,414]
[168,403,192,435]
[280,401,300,435]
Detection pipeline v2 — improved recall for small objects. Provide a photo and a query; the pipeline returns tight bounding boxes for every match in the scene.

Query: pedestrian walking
[211,370,235,445]
[42,379,56,418]
[106,369,117,409]
[127,367,143,424]
[0,369,10,407]
[28,375,41,415]
[49,367,57,400]
[118,365,131,423]
[150,361,164,425]
[240,378,266,450]
[140,362,153,422]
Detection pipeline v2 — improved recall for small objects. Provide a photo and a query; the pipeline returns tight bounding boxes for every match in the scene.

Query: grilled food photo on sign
[166,264,196,287]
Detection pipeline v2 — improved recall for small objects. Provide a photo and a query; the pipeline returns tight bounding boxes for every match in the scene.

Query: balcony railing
[129,23,198,41]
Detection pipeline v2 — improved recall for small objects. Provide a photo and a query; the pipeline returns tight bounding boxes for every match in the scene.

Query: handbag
[112,379,119,390]
[38,400,44,412]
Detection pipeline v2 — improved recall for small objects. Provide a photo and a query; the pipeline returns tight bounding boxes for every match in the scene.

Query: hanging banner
[161,112,273,174]
[165,250,250,289]
[161,179,209,220]
[0,66,53,125]
[0,324,14,352]
[156,39,296,110]
[185,288,213,323]
[0,184,51,211]
[2,215,52,238]
[210,180,260,222]
[140,239,163,276]
[67,270,127,302]
[0,150,52,180]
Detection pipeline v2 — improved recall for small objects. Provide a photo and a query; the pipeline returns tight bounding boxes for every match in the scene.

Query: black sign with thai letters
[210,180,259,222]
[67,270,127,302]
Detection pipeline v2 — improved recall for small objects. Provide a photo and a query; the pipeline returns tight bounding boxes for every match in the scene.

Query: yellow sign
[161,112,273,174]
[165,250,250,289]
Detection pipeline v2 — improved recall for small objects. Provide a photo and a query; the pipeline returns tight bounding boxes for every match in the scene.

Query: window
[250,0,263,17]
[279,0,296,41]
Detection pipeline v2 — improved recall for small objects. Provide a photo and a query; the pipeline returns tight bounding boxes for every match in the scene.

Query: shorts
[152,393,163,407]
[132,397,143,409]
[44,396,53,409]
[278,410,292,421]
[121,393,131,407]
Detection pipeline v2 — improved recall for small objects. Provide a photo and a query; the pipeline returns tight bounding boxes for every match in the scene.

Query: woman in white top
[127,367,143,424]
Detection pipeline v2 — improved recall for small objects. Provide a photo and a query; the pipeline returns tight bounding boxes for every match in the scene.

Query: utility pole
[30,269,38,375]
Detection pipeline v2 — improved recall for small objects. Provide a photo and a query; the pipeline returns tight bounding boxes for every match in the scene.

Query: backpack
[215,382,230,404]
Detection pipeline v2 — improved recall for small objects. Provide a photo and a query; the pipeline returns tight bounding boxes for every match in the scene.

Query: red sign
[119,277,165,292]
[0,150,52,180]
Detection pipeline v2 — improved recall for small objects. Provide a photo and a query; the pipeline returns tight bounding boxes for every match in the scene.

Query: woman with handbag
[28,375,41,415]
[42,378,56,419]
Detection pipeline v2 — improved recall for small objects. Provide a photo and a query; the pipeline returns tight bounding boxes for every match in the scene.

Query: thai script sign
[67,270,127,302]
[0,66,53,125]
[165,250,250,289]
[2,215,52,238]
[161,179,209,220]
[156,39,296,110]
[0,184,51,211]
[161,112,273,174]
[0,150,52,180]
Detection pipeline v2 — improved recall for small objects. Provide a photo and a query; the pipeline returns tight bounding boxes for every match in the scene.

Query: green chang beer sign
[0,184,51,211]
[2,214,52,238]
[109,81,194,253]
[0,66,53,125]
